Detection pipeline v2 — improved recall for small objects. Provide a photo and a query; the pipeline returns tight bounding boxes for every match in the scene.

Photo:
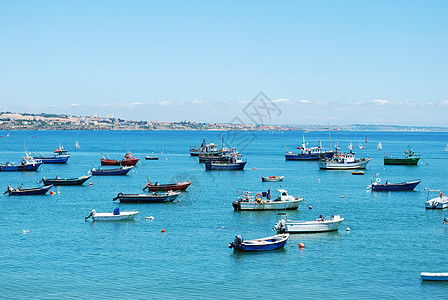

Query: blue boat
[228,233,289,251]
[369,179,421,191]
[5,184,53,196]
[285,136,335,161]
[91,166,134,176]
[33,153,70,164]
[0,158,42,171]
[205,153,246,170]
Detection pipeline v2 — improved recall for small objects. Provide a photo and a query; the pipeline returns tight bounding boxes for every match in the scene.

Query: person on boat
[319,215,325,221]
[244,191,249,202]
[267,189,271,200]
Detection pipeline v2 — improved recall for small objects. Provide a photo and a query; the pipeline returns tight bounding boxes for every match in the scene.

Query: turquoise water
[1,130,447,299]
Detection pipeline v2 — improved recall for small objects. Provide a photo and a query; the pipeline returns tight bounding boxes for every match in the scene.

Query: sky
[0,0,447,126]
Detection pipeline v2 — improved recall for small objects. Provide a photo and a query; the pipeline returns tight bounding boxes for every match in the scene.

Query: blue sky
[0,1,447,126]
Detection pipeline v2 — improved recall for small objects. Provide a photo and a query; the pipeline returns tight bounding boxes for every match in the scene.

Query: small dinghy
[425,190,448,209]
[4,184,53,196]
[91,166,134,176]
[113,191,181,203]
[352,171,364,175]
[261,176,284,182]
[143,180,191,191]
[273,213,344,233]
[145,156,159,160]
[368,178,421,191]
[228,233,289,251]
[85,208,139,221]
[42,174,91,186]
[421,272,448,281]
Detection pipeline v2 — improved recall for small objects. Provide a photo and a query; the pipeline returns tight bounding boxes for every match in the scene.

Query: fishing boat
[4,184,53,196]
[113,191,181,203]
[228,233,289,251]
[368,178,421,191]
[32,151,70,164]
[205,153,246,170]
[317,153,372,170]
[384,149,420,165]
[377,142,382,150]
[54,145,68,154]
[91,166,134,176]
[198,152,230,163]
[261,176,284,182]
[285,136,335,160]
[145,156,159,160]
[85,208,139,221]
[0,156,42,171]
[232,189,303,211]
[358,143,365,149]
[101,151,139,166]
[421,272,448,281]
[143,180,191,191]
[273,213,344,233]
[42,175,92,186]
[425,190,448,209]
[189,137,218,156]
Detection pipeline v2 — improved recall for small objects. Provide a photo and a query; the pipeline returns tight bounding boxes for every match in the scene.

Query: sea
[0,130,447,299]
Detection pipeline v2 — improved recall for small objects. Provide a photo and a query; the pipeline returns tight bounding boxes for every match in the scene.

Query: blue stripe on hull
[236,240,287,251]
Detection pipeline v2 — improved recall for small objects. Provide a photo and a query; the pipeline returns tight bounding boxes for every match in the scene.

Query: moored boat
[352,171,365,175]
[368,179,421,191]
[421,272,448,281]
[4,184,53,196]
[377,142,382,150]
[145,156,159,160]
[233,189,303,211]
[285,136,335,160]
[91,166,134,176]
[261,176,284,182]
[205,153,246,170]
[273,213,344,233]
[113,191,181,203]
[318,152,371,170]
[42,175,91,186]
[101,151,139,166]
[190,137,218,156]
[85,208,139,221]
[384,149,420,165]
[143,180,191,191]
[228,233,289,251]
[0,156,42,171]
[425,190,448,209]
[33,152,70,164]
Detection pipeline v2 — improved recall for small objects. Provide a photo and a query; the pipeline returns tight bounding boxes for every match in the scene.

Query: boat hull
[425,197,448,209]
[261,176,284,182]
[421,272,448,281]
[282,219,344,233]
[205,161,246,170]
[145,182,191,191]
[371,180,421,191]
[231,234,289,251]
[42,175,91,186]
[92,211,139,221]
[233,199,302,211]
[34,155,70,164]
[318,158,371,170]
[285,151,335,161]
[384,157,420,165]
[7,185,53,196]
[100,158,139,166]
[0,162,42,171]
[91,167,133,175]
[113,192,181,203]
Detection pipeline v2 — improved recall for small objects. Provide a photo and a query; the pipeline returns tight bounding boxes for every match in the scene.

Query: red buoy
[89,182,92,186]
[308,206,312,209]
[161,229,165,233]
[299,242,305,248]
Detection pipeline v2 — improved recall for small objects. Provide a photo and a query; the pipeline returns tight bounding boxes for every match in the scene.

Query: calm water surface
[0,130,447,299]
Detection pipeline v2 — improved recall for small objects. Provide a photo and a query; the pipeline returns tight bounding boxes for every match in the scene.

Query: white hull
[238,199,302,210]
[421,272,448,281]
[282,217,344,233]
[425,197,448,209]
[318,158,371,170]
[93,211,139,221]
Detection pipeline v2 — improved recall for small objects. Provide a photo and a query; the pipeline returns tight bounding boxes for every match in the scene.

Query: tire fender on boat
[376,178,381,183]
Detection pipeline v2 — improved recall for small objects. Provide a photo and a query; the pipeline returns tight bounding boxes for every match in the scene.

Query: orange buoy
[253,168,256,170]
[299,242,305,248]
[308,206,312,209]
[161,229,165,233]
[177,199,180,202]
[89,182,92,186]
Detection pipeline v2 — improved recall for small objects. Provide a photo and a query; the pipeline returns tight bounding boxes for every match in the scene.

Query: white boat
[445,144,448,152]
[317,153,372,170]
[75,140,80,149]
[358,143,365,149]
[85,209,139,221]
[233,189,303,211]
[425,190,448,209]
[273,214,344,233]
[348,142,353,151]
[261,176,284,182]
[377,142,382,150]
[421,272,448,281]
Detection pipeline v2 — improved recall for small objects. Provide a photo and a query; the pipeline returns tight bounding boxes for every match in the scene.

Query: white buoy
[145,216,154,220]
[57,191,60,194]
[318,179,320,182]
[346,227,350,231]
[22,230,28,234]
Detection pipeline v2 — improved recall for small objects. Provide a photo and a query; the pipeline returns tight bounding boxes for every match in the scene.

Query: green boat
[384,149,420,165]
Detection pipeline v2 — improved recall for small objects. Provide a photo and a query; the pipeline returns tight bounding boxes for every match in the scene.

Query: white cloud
[440,100,448,106]
[70,104,80,107]
[158,101,173,106]
[192,100,208,105]
[372,99,391,105]
[272,98,289,103]
[298,99,311,104]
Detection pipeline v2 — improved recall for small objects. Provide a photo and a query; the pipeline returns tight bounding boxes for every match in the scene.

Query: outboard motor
[85,209,96,220]
[232,201,241,211]
[229,235,243,248]
[273,220,286,233]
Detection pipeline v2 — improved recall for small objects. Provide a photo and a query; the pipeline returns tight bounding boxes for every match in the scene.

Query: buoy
[89,182,92,186]
[161,229,165,233]
[340,195,344,198]
[299,242,305,248]
[50,191,55,195]
[22,230,27,234]
[318,179,320,182]
[308,206,312,209]
[145,216,154,220]
[177,199,180,202]
[346,227,350,231]
[253,168,256,170]
[57,191,60,194]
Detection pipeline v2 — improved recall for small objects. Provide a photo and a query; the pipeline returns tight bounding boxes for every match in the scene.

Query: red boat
[143,180,191,191]
[101,152,140,166]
